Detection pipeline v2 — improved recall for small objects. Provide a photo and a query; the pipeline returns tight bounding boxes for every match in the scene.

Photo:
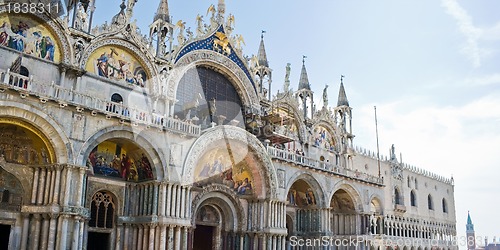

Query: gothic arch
[88,189,119,227]
[0,101,71,163]
[182,125,277,200]
[77,126,166,181]
[284,172,326,207]
[270,100,307,142]
[329,182,364,212]
[310,120,341,151]
[191,184,246,232]
[168,50,260,111]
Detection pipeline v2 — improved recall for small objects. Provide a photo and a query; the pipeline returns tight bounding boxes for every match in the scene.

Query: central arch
[191,184,246,249]
[168,50,260,112]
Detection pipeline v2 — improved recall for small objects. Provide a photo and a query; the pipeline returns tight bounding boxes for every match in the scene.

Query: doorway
[87,232,110,250]
[193,225,215,250]
[0,224,11,250]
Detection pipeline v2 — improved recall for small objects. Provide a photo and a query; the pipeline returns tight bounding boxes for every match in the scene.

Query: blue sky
[91,0,500,245]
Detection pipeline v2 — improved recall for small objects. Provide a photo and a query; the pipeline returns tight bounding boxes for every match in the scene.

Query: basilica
[0,0,457,249]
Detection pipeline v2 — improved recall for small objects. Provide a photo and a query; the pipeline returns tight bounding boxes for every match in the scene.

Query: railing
[267,146,384,185]
[0,68,201,136]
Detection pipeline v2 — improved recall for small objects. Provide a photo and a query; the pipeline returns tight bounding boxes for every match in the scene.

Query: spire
[466,211,475,232]
[337,75,349,107]
[298,56,311,90]
[257,31,269,67]
[154,0,170,23]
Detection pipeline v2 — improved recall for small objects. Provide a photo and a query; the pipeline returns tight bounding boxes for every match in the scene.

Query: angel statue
[226,14,235,34]
[176,20,186,45]
[234,34,245,51]
[196,15,204,37]
[207,4,217,29]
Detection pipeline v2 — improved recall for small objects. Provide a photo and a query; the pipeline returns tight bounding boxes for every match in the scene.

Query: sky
[90,0,500,245]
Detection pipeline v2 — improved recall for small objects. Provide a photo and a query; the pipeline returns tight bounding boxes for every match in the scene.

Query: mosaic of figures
[0,124,50,165]
[330,190,355,212]
[86,140,153,182]
[193,140,257,196]
[0,15,60,62]
[86,45,147,87]
[287,180,317,207]
[312,126,336,151]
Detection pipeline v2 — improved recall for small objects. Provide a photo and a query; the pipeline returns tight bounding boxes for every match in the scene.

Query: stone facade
[0,1,456,249]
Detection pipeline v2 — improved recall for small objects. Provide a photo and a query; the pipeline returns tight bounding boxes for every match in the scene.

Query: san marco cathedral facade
[0,0,457,249]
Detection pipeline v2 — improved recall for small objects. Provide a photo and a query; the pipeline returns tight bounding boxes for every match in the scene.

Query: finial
[120,0,126,11]
[341,75,345,84]
[302,55,307,65]
[261,30,266,39]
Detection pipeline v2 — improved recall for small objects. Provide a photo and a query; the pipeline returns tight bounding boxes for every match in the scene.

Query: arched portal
[330,189,359,235]
[191,187,244,250]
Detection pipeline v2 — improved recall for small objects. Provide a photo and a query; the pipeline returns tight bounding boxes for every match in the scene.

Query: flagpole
[374,106,381,178]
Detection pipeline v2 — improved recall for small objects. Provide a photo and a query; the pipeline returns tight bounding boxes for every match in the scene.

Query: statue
[74,4,88,31]
[323,84,329,107]
[196,15,204,37]
[226,14,235,34]
[207,4,217,29]
[284,63,291,92]
[176,20,186,45]
[390,144,396,161]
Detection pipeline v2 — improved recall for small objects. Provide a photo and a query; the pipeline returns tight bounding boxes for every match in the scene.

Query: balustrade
[0,68,200,136]
[267,146,384,185]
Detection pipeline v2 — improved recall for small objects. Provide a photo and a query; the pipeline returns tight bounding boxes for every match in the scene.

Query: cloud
[441,0,482,67]
[354,94,500,180]
[464,73,500,87]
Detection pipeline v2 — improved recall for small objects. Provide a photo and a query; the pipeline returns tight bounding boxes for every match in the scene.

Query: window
[1,190,9,203]
[89,191,115,228]
[442,198,448,213]
[394,188,402,205]
[175,66,244,127]
[427,194,433,210]
[410,190,417,207]
[111,93,123,103]
[415,179,418,189]
[407,177,411,187]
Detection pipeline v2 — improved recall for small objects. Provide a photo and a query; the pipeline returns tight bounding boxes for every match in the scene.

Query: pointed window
[410,190,417,207]
[394,187,402,205]
[427,194,434,210]
[89,191,115,229]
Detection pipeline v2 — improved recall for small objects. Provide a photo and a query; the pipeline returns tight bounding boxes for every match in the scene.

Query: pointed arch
[410,189,417,207]
[270,99,307,142]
